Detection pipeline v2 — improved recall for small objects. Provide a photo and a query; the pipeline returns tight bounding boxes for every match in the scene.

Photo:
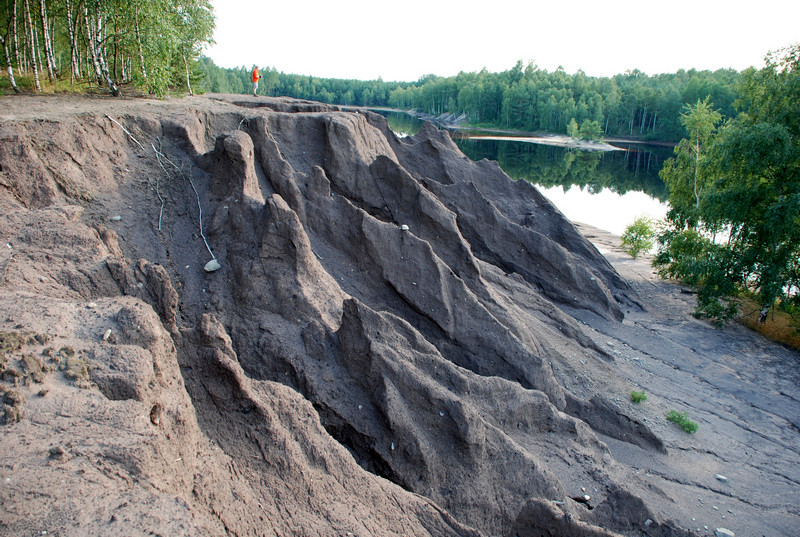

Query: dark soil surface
[0,93,797,537]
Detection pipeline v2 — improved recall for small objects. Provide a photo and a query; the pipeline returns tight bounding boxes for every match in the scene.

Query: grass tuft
[666,410,698,433]
[630,390,647,403]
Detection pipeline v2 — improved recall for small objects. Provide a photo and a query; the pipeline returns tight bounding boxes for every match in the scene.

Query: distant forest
[199,58,743,142]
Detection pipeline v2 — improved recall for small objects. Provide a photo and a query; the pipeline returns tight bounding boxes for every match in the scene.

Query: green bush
[666,410,698,433]
[630,390,647,403]
[621,216,656,258]
[578,119,604,141]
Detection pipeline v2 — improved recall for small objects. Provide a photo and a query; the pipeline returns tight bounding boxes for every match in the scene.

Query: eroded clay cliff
[0,94,701,537]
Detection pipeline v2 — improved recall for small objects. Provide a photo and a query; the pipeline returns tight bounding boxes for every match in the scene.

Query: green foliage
[0,0,215,97]
[621,216,656,258]
[567,118,579,138]
[198,57,743,143]
[578,119,604,141]
[666,410,698,433]
[659,98,723,226]
[630,390,647,403]
[655,44,800,326]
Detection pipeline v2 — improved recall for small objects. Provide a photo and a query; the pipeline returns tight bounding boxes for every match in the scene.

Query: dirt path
[574,223,800,537]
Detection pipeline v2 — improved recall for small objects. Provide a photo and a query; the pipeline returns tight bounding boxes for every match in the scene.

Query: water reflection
[379,110,671,234]
[455,138,669,202]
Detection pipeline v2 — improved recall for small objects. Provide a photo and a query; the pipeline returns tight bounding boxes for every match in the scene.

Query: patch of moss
[1,366,23,384]
[60,354,93,388]
[1,387,25,424]
[21,354,46,384]
[0,331,37,354]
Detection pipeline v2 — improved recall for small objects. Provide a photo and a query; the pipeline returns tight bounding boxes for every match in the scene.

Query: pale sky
[206,0,799,82]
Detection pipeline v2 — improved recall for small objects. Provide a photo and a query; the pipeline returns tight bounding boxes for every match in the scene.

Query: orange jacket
[252,68,260,83]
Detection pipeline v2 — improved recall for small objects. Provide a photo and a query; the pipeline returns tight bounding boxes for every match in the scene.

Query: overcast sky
[206,0,799,82]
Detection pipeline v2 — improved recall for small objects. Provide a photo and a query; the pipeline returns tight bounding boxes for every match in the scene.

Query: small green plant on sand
[630,390,647,403]
[666,410,698,433]
[620,216,656,259]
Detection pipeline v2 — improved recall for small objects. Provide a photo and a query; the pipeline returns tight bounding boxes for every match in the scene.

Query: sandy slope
[0,93,797,537]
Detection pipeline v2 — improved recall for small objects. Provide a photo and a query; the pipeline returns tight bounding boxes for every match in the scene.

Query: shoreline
[465,134,623,152]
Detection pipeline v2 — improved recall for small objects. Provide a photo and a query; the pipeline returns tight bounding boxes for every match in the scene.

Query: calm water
[379,111,671,236]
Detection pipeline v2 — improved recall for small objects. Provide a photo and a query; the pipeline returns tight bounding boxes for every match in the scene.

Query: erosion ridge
[0,94,795,537]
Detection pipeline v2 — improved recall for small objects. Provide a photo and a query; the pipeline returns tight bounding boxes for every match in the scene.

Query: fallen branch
[151,141,216,262]
[105,116,216,262]
[105,115,145,152]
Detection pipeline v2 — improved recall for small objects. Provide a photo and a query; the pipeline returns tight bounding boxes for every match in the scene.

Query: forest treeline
[199,58,742,142]
[0,0,214,96]
[1,0,744,145]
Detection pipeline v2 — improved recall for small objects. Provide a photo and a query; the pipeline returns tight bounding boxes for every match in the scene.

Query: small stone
[204,259,222,272]
[439,411,445,417]
[713,505,719,510]
[110,215,122,222]
[400,224,409,231]
[644,519,652,526]
[102,329,112,341]
[714,529,735,537]
[390,442,395,451]
[715,474,728,483]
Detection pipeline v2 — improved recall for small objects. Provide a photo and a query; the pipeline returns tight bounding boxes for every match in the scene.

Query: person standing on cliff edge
[251,66,261,97]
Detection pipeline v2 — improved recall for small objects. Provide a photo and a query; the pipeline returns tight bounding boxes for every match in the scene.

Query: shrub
[621,216,656,259]
[630,390,647,403]
[666,410,698,433]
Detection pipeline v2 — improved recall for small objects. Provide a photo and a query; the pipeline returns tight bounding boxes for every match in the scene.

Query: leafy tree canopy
[655,44,800,324]
[0,0,215,96]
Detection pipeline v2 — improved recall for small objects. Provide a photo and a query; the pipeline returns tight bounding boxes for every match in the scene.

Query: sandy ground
[573,222,800,537]
[467,135,623,152]
[0,93,797,536]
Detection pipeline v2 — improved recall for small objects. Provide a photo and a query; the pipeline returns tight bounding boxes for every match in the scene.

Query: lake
[379,111,672,236]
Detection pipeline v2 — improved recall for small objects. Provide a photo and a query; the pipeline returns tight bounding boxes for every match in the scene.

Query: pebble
[400,224,409,231]
[715,529,735,537]
[102,329,112,341]
[204,259,222,272]
[715,474,728,483]
[644,519,652,526]
[110,215,122,222]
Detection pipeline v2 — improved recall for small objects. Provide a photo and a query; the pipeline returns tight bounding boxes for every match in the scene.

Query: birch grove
[1,0,214,96]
